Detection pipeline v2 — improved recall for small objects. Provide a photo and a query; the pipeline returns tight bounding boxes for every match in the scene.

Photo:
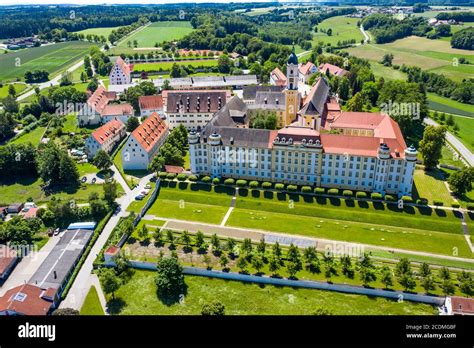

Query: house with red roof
[139,95,164,118]
[110,56,133,85]
[85,118,126,159]
[269,67,287,87]
[298,61,317,83]
[0,284,55,315]
[318,63,348,77]
[121,112,169,170]
[0,245,18,282]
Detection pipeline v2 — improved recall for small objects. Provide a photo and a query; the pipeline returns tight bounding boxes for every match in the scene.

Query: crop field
[117,21,194,49]
[346,36,474,82]
[133,59,218,72]
[313,16,363,46]
[427,93,474,117]
[0,41,95,82]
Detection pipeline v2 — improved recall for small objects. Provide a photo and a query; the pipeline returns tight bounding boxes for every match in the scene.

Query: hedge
[385,194,396,202]
[314,187,325,194]
[188,175,198,182]
[467,204,474,211]
[371,193,383,200]
[287,185,297,192]
[327,188,339,195]
[433,200,444,206]
[236,180,248,187]
[301,186,312,193]
[158,172,167,179]
[416,198,428,205]
[401,196,413,203]
[451,203,460,208]
[262,182,272,189]
[275,183,285,190]
[177,173,187,181]
[166,173,176,179]
[212,177,221,185]
[356,192,367,199]
[342,190,353,197]
[201,176,211,183]
[224,178,235,185]
[249,181,259,188]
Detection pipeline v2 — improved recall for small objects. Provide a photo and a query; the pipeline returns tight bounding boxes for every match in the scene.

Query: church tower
[284,47,299,126]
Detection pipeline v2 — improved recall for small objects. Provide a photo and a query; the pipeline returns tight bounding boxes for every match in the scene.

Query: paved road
[60,172,154,310]
[424,118,473,166]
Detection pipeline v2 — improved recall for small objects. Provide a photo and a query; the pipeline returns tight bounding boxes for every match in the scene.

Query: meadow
[0,41,95,82]
[313,16,363,46]
[107,270,436,315]
[74,27,120,40]
[427,93,474,117]
[117,21,194,49]
[0,83,27,98]
[132,59,218,72]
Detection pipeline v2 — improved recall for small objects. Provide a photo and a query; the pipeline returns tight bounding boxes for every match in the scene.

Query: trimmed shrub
[384,194,396,202]
[224,178,235,185]
[301,186,312,193]
[467,204,474,211]
[262,182,272,189]
[451,203,460,208]
[401,195,413,203]
[356,192,367,199]
[177,173,187,181]
[433,200,444,206]
[342,190,353,197]
[314,187,325,195]
[166,173,176,180]
[275,183,285,191]
[212,177,221,185]
[371,193,383,200]
[249,181,259,188]
[287,185,297,192]
[416,198,428,205]
[236,180,247,187]
[327,188,339,195]
[158,172,167,179]
[201,176,211,183]
[188,175,198,182]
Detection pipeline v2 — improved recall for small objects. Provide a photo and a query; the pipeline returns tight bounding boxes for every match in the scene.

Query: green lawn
[447,115,474,153]
[370,61,407,80]
[313,16,363,46]
[74,27,120,41]
[0,83,27,98]
[428,93,474,117]
[0,41,95,82]
[77,162,99,176]
[106,270,436,315]
[127,181,156,213]
[80,285,105,315]
[117,21,194,49]
[10,126,46,145]
[413,169,456,206]
[133,59,217,72]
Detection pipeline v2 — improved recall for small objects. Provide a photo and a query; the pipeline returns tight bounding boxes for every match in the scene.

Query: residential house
[270,67,287,86]
[85,119,126,159]
[0,284,54,315]
[318,63,349,77]
[139,95,165,118]
[298,61,318,83]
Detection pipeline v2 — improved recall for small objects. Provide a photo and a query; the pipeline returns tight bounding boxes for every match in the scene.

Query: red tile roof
[91,119,125,145]
[21,207,38,219]
[100,103,134,117]
[139,95,164,111]
[270,67,287,85]
[451,296,474,315]
[164,165,184,174]
[299,61,316,75]
[115,56,132,77]
[319,63,348,77]
[0,245,17,276]
[0,284,53,315]
[105,246,120,256]
[131,112,168,153]
[87,86,116,114]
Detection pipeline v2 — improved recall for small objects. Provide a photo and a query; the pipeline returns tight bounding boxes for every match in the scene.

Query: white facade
[121,131,169,171]
[166,111,214,130]
[109,58,131,85]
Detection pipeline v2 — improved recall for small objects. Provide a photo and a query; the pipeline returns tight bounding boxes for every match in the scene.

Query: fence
[133,178,161,227]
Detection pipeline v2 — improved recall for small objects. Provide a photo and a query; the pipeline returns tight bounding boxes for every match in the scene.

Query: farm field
[313,16,363,46]
[346,36,474,82]
[117,21,194,49]
[106,270,436,315]
[0,41,95,82]
[74,27,120,40]
[427,93,474,117]
[132,59,218,72]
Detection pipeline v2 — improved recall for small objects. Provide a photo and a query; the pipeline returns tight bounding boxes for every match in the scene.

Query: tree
[153,228,163,245]
[237,256,248,273]
[287,261,300,278]
[359,266,377,286]
[201,300,225,316]
[257,237,266,255]
[448,168,474,196]
[52,308,80,316]
[218,54,232,74]
[138,224,148,241]
[155,257,185,300]
[241,238,253,256]
[226,237,236,256]
[419,125,446,169]
[381,53,394,67]
[219,254,229,269]
[180,230,192,251]
[126,116,140,132]
[337,77,350,100]
[251,254,264,274]
[103,178,118,206]
[99,267,121,299]
[440,279,455,295]
[421,276,436,293]
[272,241,282,259]
[457,271,473,297]
[346,92,367,112]
[269,256,281,275]
[438,267,451,281]
[93,150,112,171]
[8,84,16,97]
[37,142,79,186]
[327,28,333,36]
[419,262,432,278]
[340,255,354,278]
[380,266,393,288]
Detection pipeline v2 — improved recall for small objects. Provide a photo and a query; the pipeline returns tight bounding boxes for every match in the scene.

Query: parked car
[135,194,145,200]
[145,184,152,190]
[81,176,87,183]
[91,177,97,184]
[53,228,60,236]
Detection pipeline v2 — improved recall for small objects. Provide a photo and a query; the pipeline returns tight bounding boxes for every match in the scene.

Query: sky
[0,0,282,5]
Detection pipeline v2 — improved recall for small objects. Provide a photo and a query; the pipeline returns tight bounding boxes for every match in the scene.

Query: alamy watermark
[380,100,420,120]
[217,149,258,168]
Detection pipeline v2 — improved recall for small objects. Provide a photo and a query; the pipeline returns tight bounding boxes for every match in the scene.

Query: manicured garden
[106,270,437,315]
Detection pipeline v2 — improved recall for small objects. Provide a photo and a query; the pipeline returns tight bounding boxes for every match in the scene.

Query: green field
[106,270,436,315]
[428,93,474,117]
[10,126,46,145]
[133,59,218,72]
[346,36,474,82]
[75,27,120,40]
[117,21,194,49]
[0,83,27,98]
[413,169,456,206]
[313,16,363,46]
[0,41,95,82]
[80,286,104,315]
[447,115,474,153]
